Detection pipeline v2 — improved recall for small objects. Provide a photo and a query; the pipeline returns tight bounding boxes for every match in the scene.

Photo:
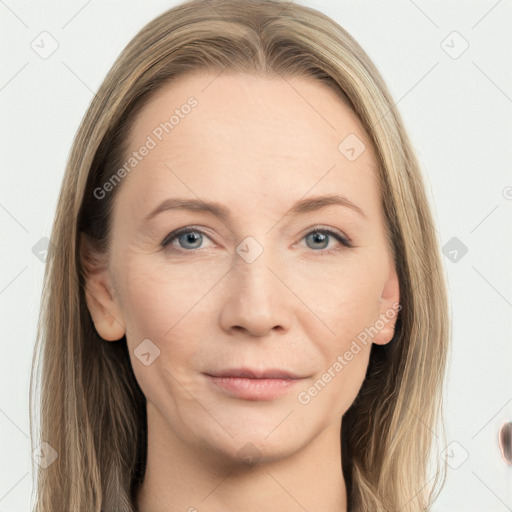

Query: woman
[30,0,450,510]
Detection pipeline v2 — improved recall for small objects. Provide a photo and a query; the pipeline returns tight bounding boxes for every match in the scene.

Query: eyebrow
[144,193,367,223]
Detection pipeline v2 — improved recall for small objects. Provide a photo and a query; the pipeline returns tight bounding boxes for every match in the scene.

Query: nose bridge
[219,233,292,336]
[233,234,280,299]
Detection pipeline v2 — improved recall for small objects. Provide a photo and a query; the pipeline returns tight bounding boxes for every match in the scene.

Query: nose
[218,241,293,338]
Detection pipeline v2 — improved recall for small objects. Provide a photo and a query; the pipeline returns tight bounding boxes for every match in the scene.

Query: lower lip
[204,375,304,401]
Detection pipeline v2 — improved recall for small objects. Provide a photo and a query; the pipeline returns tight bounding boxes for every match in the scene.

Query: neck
[135,403,347,512]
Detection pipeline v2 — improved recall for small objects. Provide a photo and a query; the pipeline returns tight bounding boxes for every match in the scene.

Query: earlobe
[80,232,126,342]
[372,262,400,346]
[84,285,126,341]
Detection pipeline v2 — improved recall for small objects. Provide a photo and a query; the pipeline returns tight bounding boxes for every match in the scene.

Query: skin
[82,71,400,512]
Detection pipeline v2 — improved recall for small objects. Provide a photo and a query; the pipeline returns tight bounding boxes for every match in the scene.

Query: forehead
[118,71,380,222]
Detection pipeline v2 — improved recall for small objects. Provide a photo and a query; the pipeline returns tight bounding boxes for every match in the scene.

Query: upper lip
[204,367,305,379]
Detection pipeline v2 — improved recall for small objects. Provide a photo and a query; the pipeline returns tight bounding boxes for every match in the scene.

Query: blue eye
[161,226,353,254]
[161,228,209,251]
[303,228,353,253]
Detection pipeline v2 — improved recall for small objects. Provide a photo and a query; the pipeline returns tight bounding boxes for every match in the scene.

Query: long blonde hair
[30,1,450,510]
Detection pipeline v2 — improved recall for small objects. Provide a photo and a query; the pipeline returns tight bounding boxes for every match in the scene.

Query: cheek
[311,343,371,417]
[117,257,233,391]
[291,257,384,341]
[118,266,209,412]
[289,256,384,411]
[118,255,223,339]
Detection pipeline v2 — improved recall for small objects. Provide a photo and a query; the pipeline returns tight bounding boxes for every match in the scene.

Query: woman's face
[85,71,399,465]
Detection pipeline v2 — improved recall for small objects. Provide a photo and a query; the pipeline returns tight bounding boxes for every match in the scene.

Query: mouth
[205,367,305,380]
[203,367,308,401]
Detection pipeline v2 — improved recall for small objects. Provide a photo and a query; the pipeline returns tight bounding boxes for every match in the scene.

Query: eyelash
[161,225,354,255]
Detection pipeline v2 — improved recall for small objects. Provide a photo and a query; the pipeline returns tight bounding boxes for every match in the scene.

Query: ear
[372,259,400,346]
[80,232,126,342]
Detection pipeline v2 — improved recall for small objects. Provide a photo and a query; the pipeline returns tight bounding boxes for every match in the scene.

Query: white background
[0,1,511,510]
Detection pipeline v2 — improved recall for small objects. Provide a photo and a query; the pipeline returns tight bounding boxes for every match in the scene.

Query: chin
[191,421,309,468]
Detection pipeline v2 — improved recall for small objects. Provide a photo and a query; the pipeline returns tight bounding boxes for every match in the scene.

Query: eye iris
[307,231,328,250]
[179,231,202,249]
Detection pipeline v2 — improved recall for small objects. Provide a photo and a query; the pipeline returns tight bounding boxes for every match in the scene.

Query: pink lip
[203,367,307,401]
[206,367,304,379]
